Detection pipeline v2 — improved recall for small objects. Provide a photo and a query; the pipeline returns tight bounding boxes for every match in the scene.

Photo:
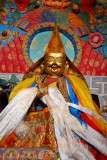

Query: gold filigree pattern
[13,111,58,153]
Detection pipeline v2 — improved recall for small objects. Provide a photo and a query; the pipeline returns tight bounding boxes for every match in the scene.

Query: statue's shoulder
[64,74,83,81]
[64,73,88,87]
[22,72,43,81]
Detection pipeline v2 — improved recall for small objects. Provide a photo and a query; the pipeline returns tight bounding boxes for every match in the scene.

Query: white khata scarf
[0,86,107,160]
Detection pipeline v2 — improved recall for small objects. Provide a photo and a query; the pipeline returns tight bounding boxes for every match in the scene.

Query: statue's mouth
[51,66,58,69]
[49,64,60,69]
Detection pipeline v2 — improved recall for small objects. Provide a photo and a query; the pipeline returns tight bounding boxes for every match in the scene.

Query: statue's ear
[40,61,45,73]
[65,61,69,73]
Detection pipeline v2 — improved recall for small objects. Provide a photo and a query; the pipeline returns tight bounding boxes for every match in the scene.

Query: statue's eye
[47,58,54,62]
[57,58,63,63]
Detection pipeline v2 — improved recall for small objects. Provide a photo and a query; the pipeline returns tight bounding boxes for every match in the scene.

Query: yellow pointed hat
[45,22,66,55]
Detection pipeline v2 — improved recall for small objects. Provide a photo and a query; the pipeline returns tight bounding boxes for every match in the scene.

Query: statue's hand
[35,76,44,89]
[36,87,48,99]
[43,87,48,95]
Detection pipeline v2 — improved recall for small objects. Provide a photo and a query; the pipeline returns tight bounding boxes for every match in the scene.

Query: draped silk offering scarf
[0,75,107,160]
[42,86,107,160]
[0,87,38,140]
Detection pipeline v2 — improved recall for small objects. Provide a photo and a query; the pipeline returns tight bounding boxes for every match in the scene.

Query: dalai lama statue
[0,22,107,160]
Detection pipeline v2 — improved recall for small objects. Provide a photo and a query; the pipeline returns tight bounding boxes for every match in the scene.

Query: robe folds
[0,74,107,160]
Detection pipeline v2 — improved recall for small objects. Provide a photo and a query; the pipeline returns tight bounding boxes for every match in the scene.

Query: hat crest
[45,22,66,55]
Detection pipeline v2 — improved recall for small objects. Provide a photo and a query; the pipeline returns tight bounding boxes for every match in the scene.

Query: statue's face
[44,53,66,77]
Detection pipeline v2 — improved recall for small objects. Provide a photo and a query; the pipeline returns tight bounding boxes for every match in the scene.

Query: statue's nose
[52,58,57,64]
[52,63,57,66]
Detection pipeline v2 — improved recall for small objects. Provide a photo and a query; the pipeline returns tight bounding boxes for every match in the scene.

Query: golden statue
[0,22,107,160]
